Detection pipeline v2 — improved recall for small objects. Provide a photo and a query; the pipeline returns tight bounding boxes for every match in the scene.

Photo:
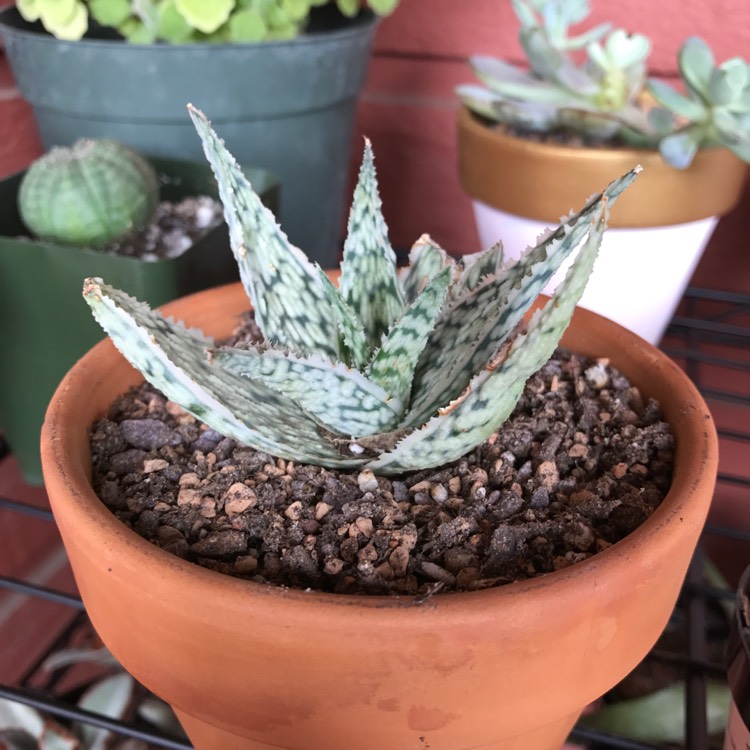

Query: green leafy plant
[17,0,399,43]
[84,105,638,477]
[457,0,750,168]
[18,139,159,248]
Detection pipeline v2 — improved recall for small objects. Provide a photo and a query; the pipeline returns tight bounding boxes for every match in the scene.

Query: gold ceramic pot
[42,282,718,750]
[456,107,749,344]
[457,106,747,227]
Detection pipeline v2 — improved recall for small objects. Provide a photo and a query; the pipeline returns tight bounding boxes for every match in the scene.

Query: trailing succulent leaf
[84,105,639,476]
[457,0,750,168]
[579,681,731,744]
[648,37,750,167]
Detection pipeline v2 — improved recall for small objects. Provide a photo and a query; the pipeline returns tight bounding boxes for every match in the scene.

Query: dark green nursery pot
[0,6,377,266]
[0,156,278,485]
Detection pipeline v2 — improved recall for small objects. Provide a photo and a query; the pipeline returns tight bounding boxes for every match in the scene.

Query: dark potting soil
[104,196,222,261]
[89,340,675,597]
[491,120,634,150]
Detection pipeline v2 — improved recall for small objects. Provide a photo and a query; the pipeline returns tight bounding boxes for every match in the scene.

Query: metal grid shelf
[1,285,748,749]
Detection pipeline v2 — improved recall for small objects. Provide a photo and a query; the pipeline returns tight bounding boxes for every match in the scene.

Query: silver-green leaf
[189,105,339,360]
[370,202,608,475]
[83,279,362,467]
[212,346,403,436]
[338,139,405,346]
[408,168,638,428]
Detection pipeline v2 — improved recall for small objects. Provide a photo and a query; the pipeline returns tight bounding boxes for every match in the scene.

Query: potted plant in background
[456,0,749,344]
[0,0,399,266]
[0,136,278,486]
[39,105,718,750]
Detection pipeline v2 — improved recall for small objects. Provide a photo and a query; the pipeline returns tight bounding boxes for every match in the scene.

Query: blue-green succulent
[83,105,638,476]
[457,0,750,168]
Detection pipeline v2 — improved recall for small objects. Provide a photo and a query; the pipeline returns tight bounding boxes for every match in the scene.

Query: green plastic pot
[0,6,377,266]
[0,156,278,486]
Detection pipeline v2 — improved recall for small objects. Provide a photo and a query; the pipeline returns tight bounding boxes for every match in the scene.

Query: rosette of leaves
[456,0,750,168]
[84,105,638,477]
[457,0,652,140]
[17,0,399,43]
[648,37,750,168]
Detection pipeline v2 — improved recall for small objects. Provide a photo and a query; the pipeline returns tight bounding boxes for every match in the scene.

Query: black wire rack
[0,286,748,749]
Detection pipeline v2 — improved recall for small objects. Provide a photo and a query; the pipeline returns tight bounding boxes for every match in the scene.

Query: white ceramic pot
[473,200,719,344]
[456,107,748,346]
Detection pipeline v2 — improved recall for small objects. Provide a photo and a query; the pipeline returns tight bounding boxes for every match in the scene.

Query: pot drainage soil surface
[89,325,674,597]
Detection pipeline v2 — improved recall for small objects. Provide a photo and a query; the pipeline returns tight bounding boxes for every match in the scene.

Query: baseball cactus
[18,139,159,248]
[83,105,639,476]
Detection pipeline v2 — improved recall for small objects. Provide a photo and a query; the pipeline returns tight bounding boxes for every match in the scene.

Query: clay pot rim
[42,281,718,615]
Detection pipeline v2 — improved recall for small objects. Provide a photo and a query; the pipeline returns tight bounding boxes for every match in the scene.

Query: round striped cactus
[19,139,159,248]
[84,106,639,477]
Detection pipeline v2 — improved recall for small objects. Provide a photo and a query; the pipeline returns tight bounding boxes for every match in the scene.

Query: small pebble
[358,470,379,493]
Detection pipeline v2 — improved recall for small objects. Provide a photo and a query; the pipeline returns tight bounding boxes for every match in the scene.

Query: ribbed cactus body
[18,139,159,248]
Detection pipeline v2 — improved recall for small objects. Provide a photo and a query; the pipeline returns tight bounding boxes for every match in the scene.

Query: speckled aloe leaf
[407,168,638,427]
[83,279,363,467]
[452,242,504,297]
[188,105,339,361]
[316,267,370,370]
[367,266,453,405]
[0,697,78,749]
[338,140,405,346]
[368,203,608,475]
[399,235,453,303]
[211,346,403,436]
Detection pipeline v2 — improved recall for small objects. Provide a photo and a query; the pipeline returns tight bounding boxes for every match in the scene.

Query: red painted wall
[353,0,750,291]
[1,0,748,289]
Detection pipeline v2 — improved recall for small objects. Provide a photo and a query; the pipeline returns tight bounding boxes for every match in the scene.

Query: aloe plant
[84,106,638,476]
[17,0,400,43]
[456,0,750,168]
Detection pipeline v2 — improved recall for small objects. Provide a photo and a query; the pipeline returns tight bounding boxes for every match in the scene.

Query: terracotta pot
[41,282,718,750]
[456,107,749,344]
